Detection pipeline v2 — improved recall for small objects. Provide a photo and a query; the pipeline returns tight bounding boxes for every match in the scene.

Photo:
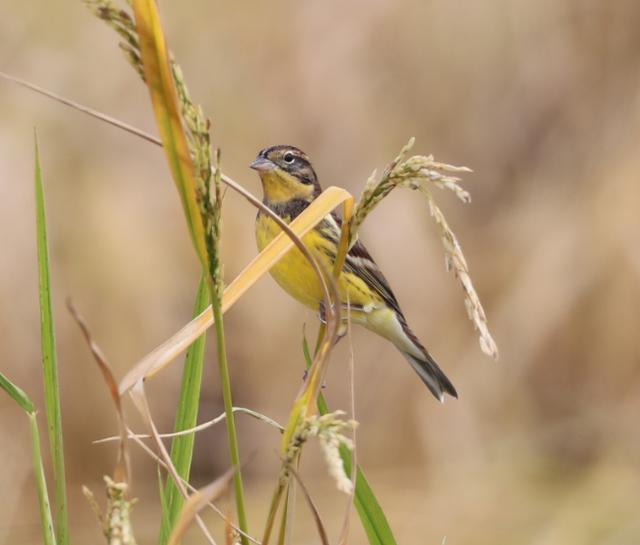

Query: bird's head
[250,145,321,204]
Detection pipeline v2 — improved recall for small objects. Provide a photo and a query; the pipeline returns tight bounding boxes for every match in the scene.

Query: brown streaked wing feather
[322,213,402,313]
[344,240,403,314]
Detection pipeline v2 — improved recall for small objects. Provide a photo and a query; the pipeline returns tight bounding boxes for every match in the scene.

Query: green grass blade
[0,371,35,413]
[29,412,58,545]
[159,276,209,544]
[35,134,69,545]
[211,297,250,545]
[303,336,398,545]
[0,372,57,545]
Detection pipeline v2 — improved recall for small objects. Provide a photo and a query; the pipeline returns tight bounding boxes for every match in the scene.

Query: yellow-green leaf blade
[35,134,69,545]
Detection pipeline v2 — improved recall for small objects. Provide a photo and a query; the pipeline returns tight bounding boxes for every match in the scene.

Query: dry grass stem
[284,464,330,545]
[338,302,357,545]
[67,300,131,483]
[93,407,283,445]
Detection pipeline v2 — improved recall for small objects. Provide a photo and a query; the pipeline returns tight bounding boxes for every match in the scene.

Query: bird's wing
[344,239,403,314]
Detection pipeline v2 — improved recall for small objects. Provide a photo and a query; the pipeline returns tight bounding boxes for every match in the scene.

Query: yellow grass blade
[297,193,354,415]
[119,186,354,394]
[167,468,235,545]
[131,0,208,268]
[333,195,353,277]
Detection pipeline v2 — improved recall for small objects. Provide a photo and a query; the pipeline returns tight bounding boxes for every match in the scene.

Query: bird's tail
[394,314,458,402]
[401,350,458,403]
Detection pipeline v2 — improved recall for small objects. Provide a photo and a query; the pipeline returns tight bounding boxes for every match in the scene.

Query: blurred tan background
[2,1,640,544]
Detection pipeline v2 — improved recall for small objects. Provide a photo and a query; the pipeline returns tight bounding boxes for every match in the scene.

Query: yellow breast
[255,213,383,313]
[256,213,328,309]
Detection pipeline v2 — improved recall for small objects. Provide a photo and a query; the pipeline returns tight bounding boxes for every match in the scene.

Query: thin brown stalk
[66,299,130,484]
[128,382,219,545]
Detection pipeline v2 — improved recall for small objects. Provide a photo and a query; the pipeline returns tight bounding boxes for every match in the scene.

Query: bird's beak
[250,157,276,172]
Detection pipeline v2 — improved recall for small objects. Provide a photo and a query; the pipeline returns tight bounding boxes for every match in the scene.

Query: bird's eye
[283,152,295,164]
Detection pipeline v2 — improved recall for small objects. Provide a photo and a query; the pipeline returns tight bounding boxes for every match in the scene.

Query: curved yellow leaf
[119,186,354,394]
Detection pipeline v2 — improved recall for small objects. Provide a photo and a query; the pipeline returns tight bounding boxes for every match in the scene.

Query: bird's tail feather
[395,314,458,402]
[401,350,458,402]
